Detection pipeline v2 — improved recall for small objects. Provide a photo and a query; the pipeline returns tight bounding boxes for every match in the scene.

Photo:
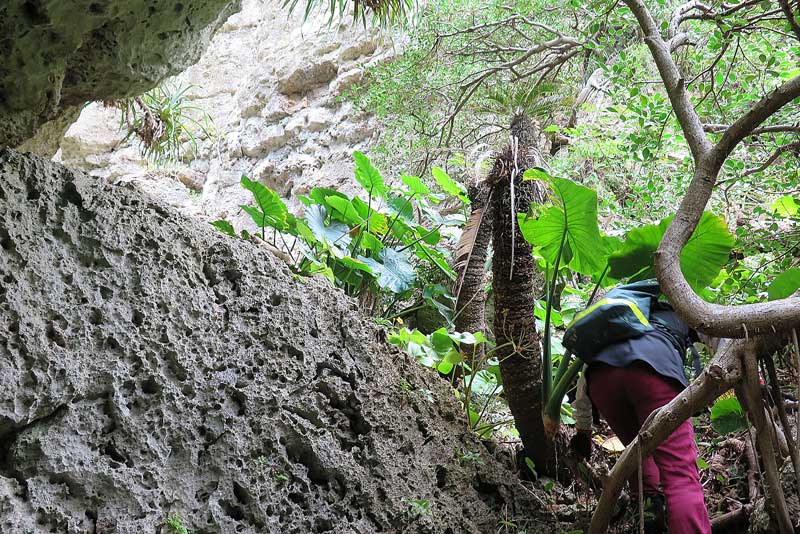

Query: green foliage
[710,396,748,435]
[768,268,800,300]
[212,152,466,318]
[388,326,507,435]
[608,212,735,291]
[116,82,212,166]
[283,0,414,26]
[164,514,190,534]
[519,170,606,276]
[403,498,433,517]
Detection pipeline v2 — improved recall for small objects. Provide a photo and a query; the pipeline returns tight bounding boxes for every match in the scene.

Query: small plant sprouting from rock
[164,513,190,534]
[402,497,432,518]
[107,81,213,166]
[459,451,484,466]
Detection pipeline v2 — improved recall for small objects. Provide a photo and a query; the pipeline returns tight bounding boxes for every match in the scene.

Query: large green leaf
[353,151,385,197]
[359,247,416,293]
[768,268,800,300]
[308,187,348,210]
[326,196,364,226]
[240,175,290,231]
[518,173,605,275]
[608,212,734,290]
[710,397,748,435]
[432,167,469,203]
[304,205,351,253]
[402,175,430,196]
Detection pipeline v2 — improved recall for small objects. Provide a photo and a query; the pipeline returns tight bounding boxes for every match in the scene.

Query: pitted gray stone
[0,149,540,533]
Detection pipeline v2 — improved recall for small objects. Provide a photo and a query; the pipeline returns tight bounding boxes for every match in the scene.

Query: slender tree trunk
[454,183,492,360]
[490,136,554,473]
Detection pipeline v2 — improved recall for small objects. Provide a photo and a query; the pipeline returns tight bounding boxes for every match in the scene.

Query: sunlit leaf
[608,212,734,291]
[518,174,605,275]
[768,268,800,300]
[354,151,385,197]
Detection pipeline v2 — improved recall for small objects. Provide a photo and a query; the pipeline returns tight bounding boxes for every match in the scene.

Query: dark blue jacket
[589,309,694,387]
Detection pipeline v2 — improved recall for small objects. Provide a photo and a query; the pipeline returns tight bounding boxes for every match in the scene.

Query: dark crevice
[0,404,69,500]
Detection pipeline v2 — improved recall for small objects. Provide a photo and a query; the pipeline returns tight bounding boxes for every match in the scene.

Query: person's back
[572,308,711,534]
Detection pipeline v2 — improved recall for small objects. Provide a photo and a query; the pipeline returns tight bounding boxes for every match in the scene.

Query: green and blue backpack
[563,279,702,374]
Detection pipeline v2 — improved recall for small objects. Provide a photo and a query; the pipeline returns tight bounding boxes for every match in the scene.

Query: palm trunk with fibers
[490,136,552,473]
[454,182,492,361]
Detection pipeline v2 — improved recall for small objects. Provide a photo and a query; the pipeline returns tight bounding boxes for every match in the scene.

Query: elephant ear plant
[516,167,734,458]
[212,151,468,320]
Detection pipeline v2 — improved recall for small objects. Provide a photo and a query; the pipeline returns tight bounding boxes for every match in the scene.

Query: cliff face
[56,0,396,229]
[0,0,241,152]
[0,149,538,533]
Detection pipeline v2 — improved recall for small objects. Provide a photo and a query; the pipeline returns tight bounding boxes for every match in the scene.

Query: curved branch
[703,122,800,135]
[739,140,800,179]
[710,75,800,166]
[623,0,711,160]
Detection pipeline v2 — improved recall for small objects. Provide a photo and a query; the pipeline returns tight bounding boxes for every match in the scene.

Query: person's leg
[627,362,711,534]
[587,363,661,495]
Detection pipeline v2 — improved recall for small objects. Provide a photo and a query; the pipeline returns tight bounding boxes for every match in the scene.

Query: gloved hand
[570,429,592,460]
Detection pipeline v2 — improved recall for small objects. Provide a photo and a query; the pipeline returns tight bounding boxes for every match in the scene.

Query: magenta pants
[587,361,711,534]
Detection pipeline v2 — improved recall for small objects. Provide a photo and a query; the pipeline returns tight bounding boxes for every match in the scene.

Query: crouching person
[568,281,711,534]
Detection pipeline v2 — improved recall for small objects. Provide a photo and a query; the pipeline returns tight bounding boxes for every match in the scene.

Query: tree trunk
[490,140,554,473]
[454,183,492,360]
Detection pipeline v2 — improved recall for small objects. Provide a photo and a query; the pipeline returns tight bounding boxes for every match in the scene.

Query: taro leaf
[416,225,441,245]
[522,167,551,182]
[710,397,748,435]
[353,151,385,197]
[437,349,463,375]
[356,232,384,253]
[352,197,390,234]
[338,256,373,275]
[402,175,430,196]
[309,187,349,209]
[768,267,800,300]
[430,328,455,355]
[770,195,799,217]
[304,205,351,253]
[387,193,414,222]
[211,220,236,237]
[240,175,289,231]
[518,174,605,275]
[326,196,364,226]
[432,167,469,203]
[608,212,734,291]
[359,247,416,293]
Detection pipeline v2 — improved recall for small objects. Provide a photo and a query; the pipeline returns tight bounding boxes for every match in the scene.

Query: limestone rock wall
[57,0,398,231]
[0,0,242,151]
[0,148,540,533]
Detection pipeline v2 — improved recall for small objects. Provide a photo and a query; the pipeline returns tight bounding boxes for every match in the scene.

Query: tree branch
[702,122,800,135]
[778,0,800,42]
[710,75,800,166]
[623,0,711,160]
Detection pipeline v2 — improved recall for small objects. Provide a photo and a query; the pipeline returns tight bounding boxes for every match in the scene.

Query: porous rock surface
[0,149,540,533]
[0,0,241,150]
